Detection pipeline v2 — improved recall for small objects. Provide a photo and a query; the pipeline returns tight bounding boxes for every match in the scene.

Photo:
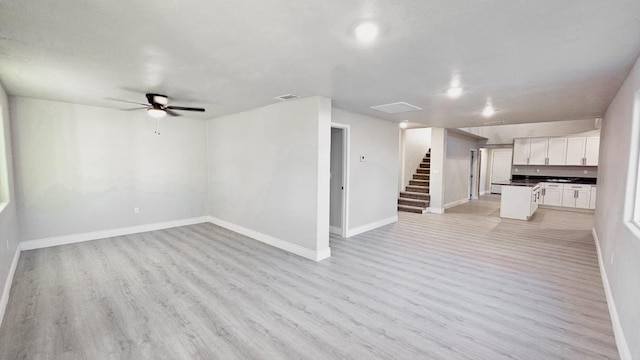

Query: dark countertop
[492,176,597,187]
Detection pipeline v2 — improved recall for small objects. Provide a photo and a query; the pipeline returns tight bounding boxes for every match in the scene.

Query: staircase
[398,150,430,214]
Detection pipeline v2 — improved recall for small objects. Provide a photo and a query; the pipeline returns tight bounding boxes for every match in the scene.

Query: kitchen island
[496,181,541,220]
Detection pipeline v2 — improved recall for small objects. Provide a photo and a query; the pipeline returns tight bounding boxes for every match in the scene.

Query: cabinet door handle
[527,157,530,165]
[542,189,546,196]
[574,190,578,198]
[545,157,549,165]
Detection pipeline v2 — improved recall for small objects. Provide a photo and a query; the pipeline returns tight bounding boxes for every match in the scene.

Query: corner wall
[205,97,331,258]
[0,82,20,323]
[444,131,479,207]
[332,108,399,236]
[595,55,640,359]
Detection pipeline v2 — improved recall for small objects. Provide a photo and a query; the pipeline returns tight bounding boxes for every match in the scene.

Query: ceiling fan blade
[166,106,206,112]
[120,106,147,111]
[105,97,149,106]
[165,109,182,117]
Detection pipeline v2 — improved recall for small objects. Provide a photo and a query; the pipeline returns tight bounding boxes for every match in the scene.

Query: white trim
[345,215,397,238]
[0,245,21,328]
[329,226,342,235]
[20,216,210,251]
[592,228,631,360]
[429,207,445,214]
[444,198,469,209]
[331,122,351,238]
[207,216,330,262]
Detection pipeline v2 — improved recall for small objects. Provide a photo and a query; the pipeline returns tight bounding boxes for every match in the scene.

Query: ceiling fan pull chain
[155,118,161,135]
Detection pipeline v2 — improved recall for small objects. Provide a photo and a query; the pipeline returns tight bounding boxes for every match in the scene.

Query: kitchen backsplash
[511,165,597,178]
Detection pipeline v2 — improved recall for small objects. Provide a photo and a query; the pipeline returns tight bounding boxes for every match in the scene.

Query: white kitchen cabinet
[529,138,548,165]
[589,186,597,209]
[585,136,600,166]
[513,139,531,165]
[500,184,541,220]
[562,184,591,208]
[547,138,567,165]
[566,137,587,165]
[541,183,563,206]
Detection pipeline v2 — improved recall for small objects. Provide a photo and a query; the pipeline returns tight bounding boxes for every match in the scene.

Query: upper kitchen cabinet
[547,138,567,165]
[513,134,599,166]
[513,137,566,165]
[513,139,531,165]
[566,136,600,165]
[585,136,600,166]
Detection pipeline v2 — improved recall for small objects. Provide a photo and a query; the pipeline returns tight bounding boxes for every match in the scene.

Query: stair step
[405,185,429,193]
[419,163,430,168]
[409,179,429,186]
[413,174,429,180]
[398,204,428,214]
[400,191,430,200]
[416,168,430,174]
[423,157,430,162]
[398,197,429,207]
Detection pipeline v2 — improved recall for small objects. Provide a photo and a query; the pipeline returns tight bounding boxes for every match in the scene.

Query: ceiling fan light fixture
[147,107,166,118]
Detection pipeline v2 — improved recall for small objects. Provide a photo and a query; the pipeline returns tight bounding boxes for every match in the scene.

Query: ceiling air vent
[274,94,300,101]
[371,102,422,114]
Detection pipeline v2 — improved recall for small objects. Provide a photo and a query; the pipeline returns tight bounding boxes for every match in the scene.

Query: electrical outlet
[514,168,519,172]
[134,207,140,214]
[536,168,540,173]
[583,170,588,174]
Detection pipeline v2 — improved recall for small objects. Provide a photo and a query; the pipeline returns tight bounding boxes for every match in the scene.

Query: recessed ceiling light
[447,74,463,99]
[355,22,379,42]
[482,101,496,118]
[399,120,409,129]
[447,87,463,98]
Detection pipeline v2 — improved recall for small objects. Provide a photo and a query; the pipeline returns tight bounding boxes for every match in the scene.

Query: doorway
[469,149,479,200]
[330,123,350,237]
[490,149,513,194]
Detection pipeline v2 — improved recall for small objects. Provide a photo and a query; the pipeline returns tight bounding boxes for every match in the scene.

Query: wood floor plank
[0,196,618,359]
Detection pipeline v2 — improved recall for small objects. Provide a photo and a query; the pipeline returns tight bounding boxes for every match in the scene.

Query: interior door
[490,149,513,193]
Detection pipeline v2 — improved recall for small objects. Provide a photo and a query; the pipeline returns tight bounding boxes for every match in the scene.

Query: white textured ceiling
[1,1,639,128]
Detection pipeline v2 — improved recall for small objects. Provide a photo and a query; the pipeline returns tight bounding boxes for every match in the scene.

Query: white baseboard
[0,246,21,328]
[207,216,330,262]
[479,190,486,196]
[445,198,469,209]
[592,227,631,360]
[429,207,445,214]
[329,226,342,236]
[20,216,210,251]
[345,215,397,238]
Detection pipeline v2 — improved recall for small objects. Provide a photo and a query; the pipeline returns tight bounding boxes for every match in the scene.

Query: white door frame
[330,122,350,237]
[469,149,479,200]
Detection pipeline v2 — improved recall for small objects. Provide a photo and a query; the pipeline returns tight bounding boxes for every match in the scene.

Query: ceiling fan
[112,93,206,118]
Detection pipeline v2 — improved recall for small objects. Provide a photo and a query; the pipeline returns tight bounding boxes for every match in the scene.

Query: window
[0,104,9,212]
[627,90,640,231]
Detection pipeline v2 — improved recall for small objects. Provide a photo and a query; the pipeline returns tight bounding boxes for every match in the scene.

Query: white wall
[0,82,20,314]
[332,108,399,233]
[595,55,640,359]
[429,128,446,212]
[206,97,331,254]
[402,128,431,188]
[10,97,208,241]
[444,131,479,206]
[462,119,598,145]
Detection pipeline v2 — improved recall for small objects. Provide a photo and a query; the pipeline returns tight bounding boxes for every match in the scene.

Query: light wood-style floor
[0,196,618,359]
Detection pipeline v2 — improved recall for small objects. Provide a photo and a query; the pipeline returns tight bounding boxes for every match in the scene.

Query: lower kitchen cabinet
[541,183,563,206]
[561,184,591,209]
